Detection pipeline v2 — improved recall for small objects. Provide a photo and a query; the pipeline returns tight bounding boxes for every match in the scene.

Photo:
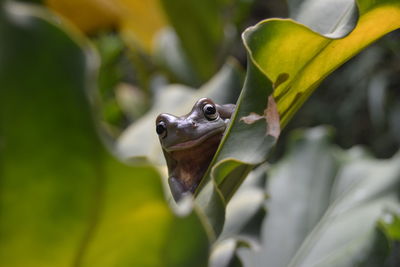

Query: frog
[155,98,235,201]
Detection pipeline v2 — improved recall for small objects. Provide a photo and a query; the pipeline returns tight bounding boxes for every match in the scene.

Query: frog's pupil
[156,124,165,135]
[205,105,216,115]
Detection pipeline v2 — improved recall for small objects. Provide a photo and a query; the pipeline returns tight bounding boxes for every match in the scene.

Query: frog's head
[155,98,228,152]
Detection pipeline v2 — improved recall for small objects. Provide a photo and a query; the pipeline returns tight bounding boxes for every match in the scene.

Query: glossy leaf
[243,0,400,127]
[0,2,209,266]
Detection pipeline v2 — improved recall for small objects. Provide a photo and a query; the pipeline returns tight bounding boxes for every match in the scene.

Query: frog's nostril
[191,121,198,127]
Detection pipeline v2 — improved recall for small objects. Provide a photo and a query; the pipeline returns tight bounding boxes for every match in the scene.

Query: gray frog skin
[155,98,235,201]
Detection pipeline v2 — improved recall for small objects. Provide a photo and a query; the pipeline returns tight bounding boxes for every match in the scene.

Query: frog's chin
[166,126,225,152]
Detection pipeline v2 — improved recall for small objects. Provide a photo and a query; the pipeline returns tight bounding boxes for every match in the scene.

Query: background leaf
[45,0,119,33]
[46,0,167,51]
[239,127,400,267]
[159,0,227,82]
[243,127,338,267]
[153,28,200,86]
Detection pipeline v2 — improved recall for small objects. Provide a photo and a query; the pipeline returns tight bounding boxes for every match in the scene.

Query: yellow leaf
[118,0,166,51]
[46,0,166,51]
[243,0,400,127]
[46,0,120,33]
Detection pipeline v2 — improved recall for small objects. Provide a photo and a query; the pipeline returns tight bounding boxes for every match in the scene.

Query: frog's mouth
[166,126,226,152]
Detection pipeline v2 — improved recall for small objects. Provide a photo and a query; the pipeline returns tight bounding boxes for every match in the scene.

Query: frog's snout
[174,120,198,136]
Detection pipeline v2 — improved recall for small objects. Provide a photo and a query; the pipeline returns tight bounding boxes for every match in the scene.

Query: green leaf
[0,2,209,266]
[239,127,400,267]
[243,0,400,127]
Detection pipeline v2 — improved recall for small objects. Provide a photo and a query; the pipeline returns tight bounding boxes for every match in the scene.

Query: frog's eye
[203,104,218,120]
[156,121,167,138]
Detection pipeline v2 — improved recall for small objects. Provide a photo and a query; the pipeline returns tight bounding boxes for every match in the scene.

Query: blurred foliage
[240,127,400,267]
[1,0,400,266]
[46,0,166,51]
[380,213,400,241]
[0,3,209,266]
